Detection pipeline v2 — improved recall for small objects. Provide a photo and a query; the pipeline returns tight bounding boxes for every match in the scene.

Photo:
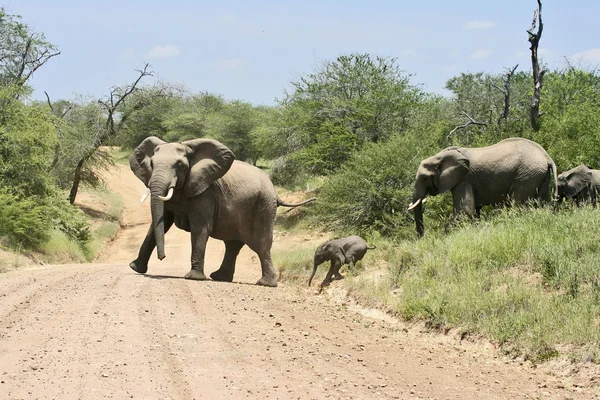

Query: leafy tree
[275,53,423,178]
[0,8,59,89]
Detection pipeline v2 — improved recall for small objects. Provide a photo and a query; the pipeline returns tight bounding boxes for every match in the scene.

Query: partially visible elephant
[129,136,316,287]
[308,235,376,292]
[407,138,557,237]
[557,164,600,206]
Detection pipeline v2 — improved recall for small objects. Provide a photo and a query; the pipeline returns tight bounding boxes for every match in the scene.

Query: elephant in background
[407,138,557,237]
[557,164,600,206]
[129,136,316,287]
[308,235,376,292]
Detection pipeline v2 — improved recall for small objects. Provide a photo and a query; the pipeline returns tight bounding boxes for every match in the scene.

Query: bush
[308,127,446,238]
[388,205,600,361]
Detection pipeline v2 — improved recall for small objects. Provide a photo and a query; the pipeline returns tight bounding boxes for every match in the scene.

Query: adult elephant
[407,138,557,237]
[128,136,315,287]
[557,164,600,206]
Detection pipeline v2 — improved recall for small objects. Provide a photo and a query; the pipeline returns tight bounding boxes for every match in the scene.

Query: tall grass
[276,204,600,362]
[386,205,600,362]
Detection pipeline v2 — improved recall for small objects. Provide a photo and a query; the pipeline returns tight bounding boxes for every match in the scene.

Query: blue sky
[7,0,600,105]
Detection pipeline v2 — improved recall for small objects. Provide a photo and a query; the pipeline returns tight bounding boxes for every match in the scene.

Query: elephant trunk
[412,191,425,238]
[149,173,174,260]
[308,254,324,287]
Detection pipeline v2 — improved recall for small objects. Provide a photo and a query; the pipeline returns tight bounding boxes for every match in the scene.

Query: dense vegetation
[3,5,600,360]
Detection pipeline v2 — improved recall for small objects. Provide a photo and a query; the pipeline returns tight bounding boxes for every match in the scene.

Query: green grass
[385,205,600,362]
[273,245,314,284]
[276,205,600,363]
[111,147,131,165]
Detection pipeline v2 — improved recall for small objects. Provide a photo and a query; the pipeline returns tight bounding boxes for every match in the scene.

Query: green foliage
[207,100,259,162]
[309,123,446,238]
[0,8,58,88]
[273,53,424,180]
[535,68,600,171]
[386,206,600,361]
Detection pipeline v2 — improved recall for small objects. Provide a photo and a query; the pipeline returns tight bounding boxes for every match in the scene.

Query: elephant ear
[563,167,592,198]
[129,136,166,186]
[181,138,235,197]
[437,149,470,194]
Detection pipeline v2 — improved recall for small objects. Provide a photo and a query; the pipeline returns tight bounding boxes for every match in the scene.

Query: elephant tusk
[407,198,423,211]
[158,187,174,201]
[422,197,428,204]
[140,188,150,203]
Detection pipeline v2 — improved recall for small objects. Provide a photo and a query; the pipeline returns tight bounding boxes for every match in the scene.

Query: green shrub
[387,205,600,361]
[307,128,446,238]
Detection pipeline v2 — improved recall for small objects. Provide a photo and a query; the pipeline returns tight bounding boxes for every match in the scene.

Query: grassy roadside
[37,186,123,264]
[275,204,600,363]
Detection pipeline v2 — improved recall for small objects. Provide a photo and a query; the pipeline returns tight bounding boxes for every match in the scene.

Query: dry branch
[491,64,519,126]
[527,0,545,131]
[447,111,488,139]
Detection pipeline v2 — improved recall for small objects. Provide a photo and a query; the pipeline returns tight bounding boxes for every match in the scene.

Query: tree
[275,53,423,178]
[0,8,60,89]
[527,0,545,131]
[60,64,175,204]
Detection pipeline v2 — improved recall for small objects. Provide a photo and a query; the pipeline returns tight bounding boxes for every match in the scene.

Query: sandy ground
[1,164,599,399]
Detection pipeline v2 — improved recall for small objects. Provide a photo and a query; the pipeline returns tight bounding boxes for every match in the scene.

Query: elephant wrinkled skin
[408,138,557,237]
[557,164,600,206]
[309,235,376,292]
[128,136,315,287]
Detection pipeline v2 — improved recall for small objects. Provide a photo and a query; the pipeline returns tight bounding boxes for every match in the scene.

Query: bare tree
[68,63,161,204]
[527,0,545,131]
[491,64,519,126]
[447,111,488,139]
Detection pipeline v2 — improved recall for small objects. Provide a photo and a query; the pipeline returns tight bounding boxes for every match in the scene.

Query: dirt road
[1,164,598,399]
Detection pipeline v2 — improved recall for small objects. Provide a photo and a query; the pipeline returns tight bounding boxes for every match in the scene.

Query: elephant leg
[255,249,278,287]
[210,240,244,282]
[475,206,482,219]
[319,259,341,293]
[129,213,174,274]
[185,226,211,281]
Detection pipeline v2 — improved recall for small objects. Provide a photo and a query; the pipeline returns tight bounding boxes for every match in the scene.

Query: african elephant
[557,164,600,206]
[129,136,316,287]
[308,235,376,292]
[407,138,557,237]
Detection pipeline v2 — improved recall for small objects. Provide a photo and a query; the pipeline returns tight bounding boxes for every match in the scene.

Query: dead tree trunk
[527,0,546,131]
[492,64,519,126]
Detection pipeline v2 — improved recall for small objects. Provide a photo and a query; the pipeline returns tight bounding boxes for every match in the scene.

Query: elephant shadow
[135,273,259,287]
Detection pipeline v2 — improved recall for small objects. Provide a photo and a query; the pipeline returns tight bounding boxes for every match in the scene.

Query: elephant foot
[129,260,147,274]
[210,269,234,282]
[256,276,278,287]
[184,269,208,281]
[333,274,344,281]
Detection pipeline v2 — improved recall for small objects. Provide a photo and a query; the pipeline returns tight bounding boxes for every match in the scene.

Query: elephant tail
[277,197,317,208]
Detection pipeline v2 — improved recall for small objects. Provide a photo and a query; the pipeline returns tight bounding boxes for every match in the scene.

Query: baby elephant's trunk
[308,261,319,287]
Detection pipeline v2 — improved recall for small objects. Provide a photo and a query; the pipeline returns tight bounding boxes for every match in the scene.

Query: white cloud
[570,48,600,65]
[215,59,245,69]
[514,50,526,58]
[145,44,181,59]
[470,49,492,60]
[398,49,416,58]
[463,20,496,30]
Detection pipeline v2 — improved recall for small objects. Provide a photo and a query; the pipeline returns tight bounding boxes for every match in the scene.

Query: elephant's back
[211,161,278,242]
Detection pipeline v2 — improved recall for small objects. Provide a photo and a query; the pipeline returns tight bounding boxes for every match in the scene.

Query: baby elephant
[309,235,376,292]
[557,164,600,206]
